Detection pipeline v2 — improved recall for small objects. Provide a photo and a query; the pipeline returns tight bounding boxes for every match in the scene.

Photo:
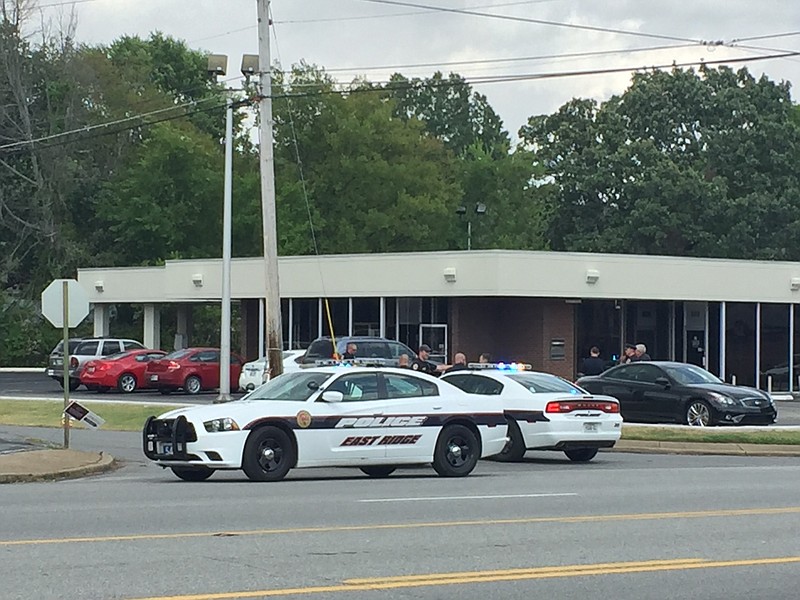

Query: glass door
[419,324,448,364]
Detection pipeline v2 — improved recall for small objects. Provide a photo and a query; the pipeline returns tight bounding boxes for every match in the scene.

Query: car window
[136,352,166,363]
[357,341,390,358]
[105,352,131,361]
[604,365,638,381]
[605,364,662,383]
[101,341,121,356]
[124,341,144,350]
[244,371,331,402]
[75,341,99,355]
[388,341,416,359]
[325,373,380,402]
[506,373,583,394]
[229,354,242,365]
[194,351,219,363]
[384,373,439,398]
[305,339,337,361]
[445,374,503,395]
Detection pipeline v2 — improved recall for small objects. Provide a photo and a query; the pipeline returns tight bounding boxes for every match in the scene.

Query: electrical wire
[359,0,715,45]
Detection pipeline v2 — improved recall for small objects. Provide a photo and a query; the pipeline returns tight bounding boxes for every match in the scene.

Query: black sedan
[576,362,777,426]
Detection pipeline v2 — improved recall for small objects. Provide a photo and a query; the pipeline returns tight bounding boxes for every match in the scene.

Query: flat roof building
[78,250,800,393]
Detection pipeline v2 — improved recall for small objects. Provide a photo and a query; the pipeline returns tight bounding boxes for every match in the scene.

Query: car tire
[242,426,295,482]
[564,447,599,462]
[432,423,480,477]
[170,467,214,482]
[360,466,397,478]
[117,373,137,394]
[68,379,81,392]
[492,420,526,462]
[686,400,714,427]
[184,375,202,395]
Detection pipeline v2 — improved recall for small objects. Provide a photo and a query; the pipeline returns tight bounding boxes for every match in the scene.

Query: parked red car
[80,349,167,393]
[145,348,244,395]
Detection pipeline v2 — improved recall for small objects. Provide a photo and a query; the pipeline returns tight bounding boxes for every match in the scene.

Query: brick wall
[450,297,576,379]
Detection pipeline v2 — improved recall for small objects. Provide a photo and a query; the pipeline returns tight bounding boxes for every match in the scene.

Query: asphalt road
[5,372,800,423]
[2,425,800,600]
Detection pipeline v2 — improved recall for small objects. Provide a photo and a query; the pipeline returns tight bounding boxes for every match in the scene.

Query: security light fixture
[791,277,800,291]
[443,267,457,283]
[94,280,104,293]
[585,269,600,284]
[192,274,204,287]
[207,54,228,78]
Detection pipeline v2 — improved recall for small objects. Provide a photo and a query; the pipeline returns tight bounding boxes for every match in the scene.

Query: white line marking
[359,493,578,503]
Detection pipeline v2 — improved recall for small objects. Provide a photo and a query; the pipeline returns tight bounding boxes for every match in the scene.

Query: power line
[276,0,559,24]
[731,31,800,43]
[321,43,700,74]
[359,0,714,45]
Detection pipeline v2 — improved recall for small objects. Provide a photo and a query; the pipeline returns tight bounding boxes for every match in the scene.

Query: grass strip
[1,399,798,444]
[622,425,800,445]
[0,399,183,431]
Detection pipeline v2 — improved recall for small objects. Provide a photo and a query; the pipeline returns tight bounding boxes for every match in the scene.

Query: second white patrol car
[441,363,622,462]
[143,363,509,482]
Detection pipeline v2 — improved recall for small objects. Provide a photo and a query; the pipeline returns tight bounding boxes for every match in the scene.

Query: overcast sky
[38,0,800,139]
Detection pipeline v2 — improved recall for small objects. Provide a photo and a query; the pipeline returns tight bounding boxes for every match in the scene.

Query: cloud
[37,0,800,138]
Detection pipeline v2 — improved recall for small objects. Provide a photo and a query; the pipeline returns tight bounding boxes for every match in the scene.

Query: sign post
[41,279,90,449]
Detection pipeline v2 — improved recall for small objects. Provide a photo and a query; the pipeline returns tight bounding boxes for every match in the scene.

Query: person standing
[620,343,636,364]
[411,344,441,375]
[444,352,469,373]
[635,343,651,361]
[580,346,605,376]
[479,352,492,364]
[397,354,410,368]
[342,342,357,360]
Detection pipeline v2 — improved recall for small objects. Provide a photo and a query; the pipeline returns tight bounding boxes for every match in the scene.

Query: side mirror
[321,390,344,403]
[654,377,671,388]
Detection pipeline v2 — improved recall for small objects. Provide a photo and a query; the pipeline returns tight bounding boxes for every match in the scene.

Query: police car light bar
[313,358,390,368]
[467,362,532,371]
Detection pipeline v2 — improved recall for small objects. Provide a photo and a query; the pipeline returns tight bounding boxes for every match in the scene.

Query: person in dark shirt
[411,344,440,375]
[342,342,357,360]
[444,352,469,373]
[635,343,652,361]
[580,346,606,376]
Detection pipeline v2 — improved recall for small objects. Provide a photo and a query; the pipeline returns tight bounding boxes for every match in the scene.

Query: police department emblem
[296,410,312,428]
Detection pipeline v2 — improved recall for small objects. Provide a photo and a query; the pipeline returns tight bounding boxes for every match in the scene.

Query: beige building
[78,249,800,391]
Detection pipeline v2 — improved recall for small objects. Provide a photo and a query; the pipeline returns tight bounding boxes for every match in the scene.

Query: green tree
[519,67,800,259]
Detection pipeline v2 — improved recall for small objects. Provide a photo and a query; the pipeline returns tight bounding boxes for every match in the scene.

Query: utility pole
[216,96,234,403]
[257,0,284,377]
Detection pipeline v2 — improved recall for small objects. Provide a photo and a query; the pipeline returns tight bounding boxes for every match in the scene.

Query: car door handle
[432,406,442,410]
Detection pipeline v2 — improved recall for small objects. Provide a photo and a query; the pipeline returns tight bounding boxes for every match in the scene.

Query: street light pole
[216,96,234,403]
[257,0,284,378]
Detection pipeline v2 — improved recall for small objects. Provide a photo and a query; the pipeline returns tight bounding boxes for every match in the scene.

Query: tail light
[69,356,78,368]
[96,363,112,371]
[546,400,620,414]
[167,361,181,371]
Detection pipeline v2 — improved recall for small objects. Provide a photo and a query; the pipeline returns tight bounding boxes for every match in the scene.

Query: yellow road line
[2,506,799,547]
[125,556,800,600]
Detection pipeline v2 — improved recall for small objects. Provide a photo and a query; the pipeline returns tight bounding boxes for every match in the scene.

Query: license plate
[46,369,56,376]
[150,374,159,382]
[158,442,173,455]
[584,422,600,432]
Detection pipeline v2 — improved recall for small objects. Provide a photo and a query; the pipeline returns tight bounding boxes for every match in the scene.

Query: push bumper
[142,416,246,468]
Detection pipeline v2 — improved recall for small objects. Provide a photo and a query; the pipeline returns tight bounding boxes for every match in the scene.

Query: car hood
[156,400,307,422]
[686,383,767,399]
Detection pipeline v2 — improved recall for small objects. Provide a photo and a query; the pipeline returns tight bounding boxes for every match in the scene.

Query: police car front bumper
[143,416,246,469]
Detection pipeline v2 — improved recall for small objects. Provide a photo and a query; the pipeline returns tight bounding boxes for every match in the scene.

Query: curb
[0,451,118,484]
[610,440,800,457]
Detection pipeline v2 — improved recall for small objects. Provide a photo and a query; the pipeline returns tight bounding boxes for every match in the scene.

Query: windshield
[663,364,722,385]
[243,371,332,402]
[506,373,582,394]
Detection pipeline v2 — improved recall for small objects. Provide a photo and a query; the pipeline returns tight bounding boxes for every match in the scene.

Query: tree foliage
[519,66,800,259]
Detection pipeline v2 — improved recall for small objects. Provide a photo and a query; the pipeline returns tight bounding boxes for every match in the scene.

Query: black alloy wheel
[360,466,397,478]
[432,424,480,477]
[171,467,214,482]
[242,426,295,482]
[492,420,526,462]
[118,373,137,393]
[686,400,714,427]
[564,447,599,462]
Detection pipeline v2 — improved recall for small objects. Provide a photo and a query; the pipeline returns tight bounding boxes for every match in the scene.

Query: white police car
[144,361,509,481]
[441,363,622,462]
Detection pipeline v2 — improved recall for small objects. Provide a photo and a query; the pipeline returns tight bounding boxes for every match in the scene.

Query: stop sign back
[41,279,90,328]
